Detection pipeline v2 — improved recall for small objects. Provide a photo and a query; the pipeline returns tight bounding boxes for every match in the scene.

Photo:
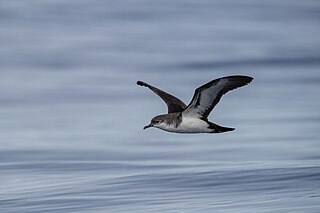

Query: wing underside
[183,76,253,119]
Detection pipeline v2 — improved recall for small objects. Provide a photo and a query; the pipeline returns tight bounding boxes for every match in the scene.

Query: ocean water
[0,0,320,212]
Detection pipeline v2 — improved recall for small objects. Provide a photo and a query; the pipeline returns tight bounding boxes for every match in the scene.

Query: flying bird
[137,75,253,134]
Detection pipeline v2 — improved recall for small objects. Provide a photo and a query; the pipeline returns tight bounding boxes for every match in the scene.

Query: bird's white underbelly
[162,117,211,133]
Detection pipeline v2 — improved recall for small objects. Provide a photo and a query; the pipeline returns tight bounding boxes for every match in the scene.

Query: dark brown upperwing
[137,81,187,113]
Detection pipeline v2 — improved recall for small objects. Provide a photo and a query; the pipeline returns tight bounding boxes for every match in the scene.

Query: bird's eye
[155,120,159,123]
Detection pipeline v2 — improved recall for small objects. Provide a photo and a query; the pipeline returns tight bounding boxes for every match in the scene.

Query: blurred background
[0,0,319,212]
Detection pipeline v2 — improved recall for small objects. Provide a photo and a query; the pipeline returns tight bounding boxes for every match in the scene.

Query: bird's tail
[208,122,235,133]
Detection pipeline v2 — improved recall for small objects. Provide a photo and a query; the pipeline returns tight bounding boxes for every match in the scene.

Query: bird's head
[144,115,166,130]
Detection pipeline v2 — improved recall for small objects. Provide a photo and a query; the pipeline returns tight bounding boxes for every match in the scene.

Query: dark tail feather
[208,122,235,133]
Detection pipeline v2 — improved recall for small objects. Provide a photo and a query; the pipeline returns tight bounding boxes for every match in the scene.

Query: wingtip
[244,76,253,85]
[229,75,253,85]
[247,76,254,82]
[137,81,145,86]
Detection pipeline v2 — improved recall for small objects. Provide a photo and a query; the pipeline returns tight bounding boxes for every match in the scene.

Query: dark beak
[143,124,153,130]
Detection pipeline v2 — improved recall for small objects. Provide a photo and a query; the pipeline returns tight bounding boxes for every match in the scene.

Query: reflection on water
[0,0,320,212]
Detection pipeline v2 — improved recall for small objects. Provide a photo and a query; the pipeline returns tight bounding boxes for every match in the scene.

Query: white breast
[159,116,211,133]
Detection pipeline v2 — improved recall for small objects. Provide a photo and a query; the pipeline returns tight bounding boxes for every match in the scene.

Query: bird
[137,75,253,134]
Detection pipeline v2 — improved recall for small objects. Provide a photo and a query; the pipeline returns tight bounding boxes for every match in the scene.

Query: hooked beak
[143,123,153,130]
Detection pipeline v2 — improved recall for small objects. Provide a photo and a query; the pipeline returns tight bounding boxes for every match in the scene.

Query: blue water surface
[0,0,320,212]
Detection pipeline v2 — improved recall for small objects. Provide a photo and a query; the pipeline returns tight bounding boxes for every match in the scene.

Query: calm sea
[0,0,320,212]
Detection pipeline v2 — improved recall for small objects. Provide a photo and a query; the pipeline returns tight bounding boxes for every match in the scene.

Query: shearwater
[137,75,253,134]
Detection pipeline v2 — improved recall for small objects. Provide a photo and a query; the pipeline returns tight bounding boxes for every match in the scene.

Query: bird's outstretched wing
[183,76,253,119]
[137,81,187,113]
